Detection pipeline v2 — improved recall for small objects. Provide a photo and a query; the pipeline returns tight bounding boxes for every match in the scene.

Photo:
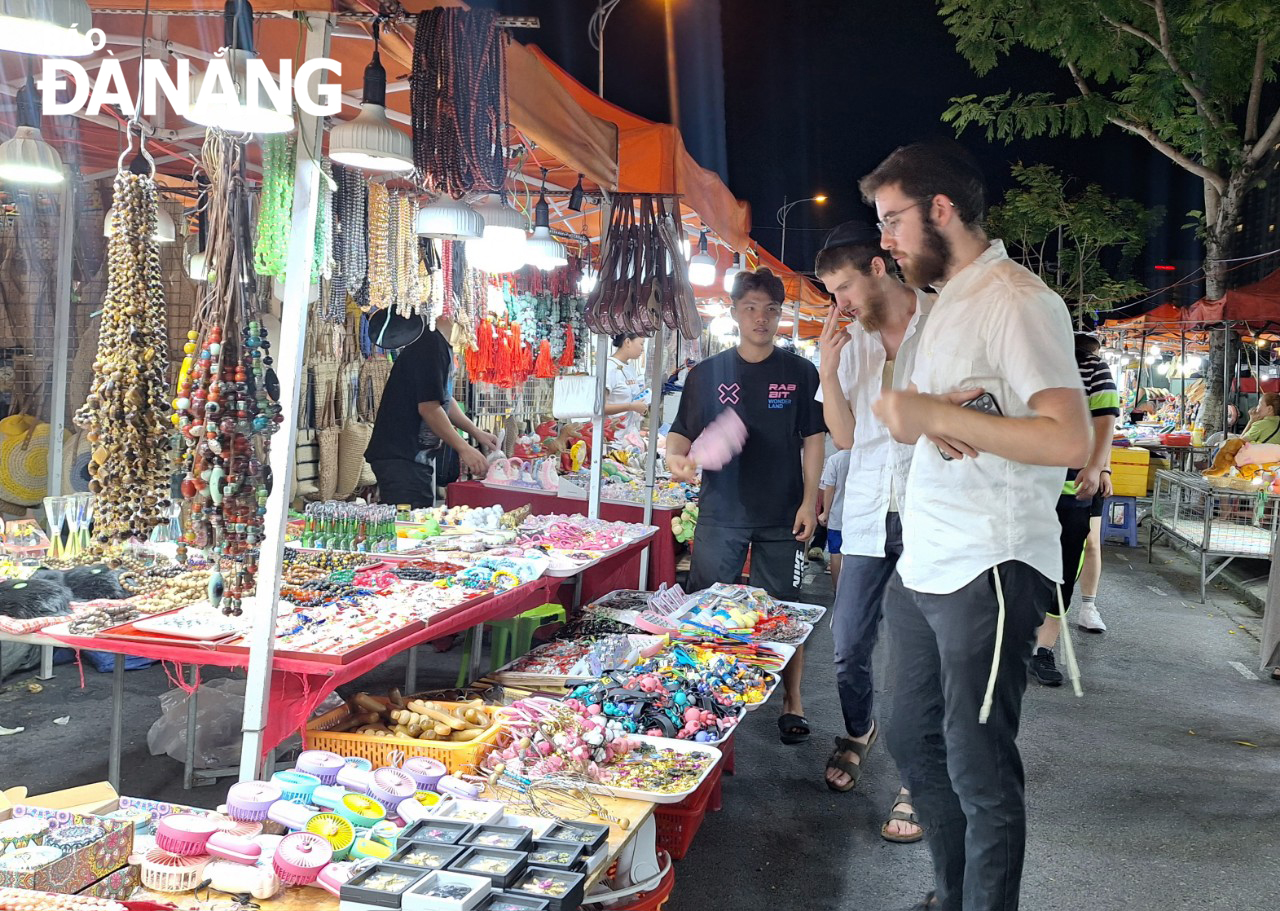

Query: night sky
[493,0,1207,304]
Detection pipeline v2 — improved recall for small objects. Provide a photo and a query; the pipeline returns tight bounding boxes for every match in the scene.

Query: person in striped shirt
[1030,332,1121,686]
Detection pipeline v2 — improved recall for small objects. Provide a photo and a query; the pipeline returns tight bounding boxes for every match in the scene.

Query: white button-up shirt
[898,241,1083,595]
[816,289,931,558]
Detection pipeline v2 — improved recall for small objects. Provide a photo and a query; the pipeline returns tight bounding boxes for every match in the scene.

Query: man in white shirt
[863,142,1090,911]
[812,223,928,848]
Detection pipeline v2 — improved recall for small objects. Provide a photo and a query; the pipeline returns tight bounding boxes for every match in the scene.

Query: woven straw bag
[334,356,367,499]
[0,413,51,507]
[61,428,93,494]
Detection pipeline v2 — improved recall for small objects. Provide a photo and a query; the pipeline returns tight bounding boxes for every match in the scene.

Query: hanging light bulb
[578,260,598,295]
[0,74,63,185]
[1156,362,1170,376]
[1185,354,1203,371]
[186,0,294,134]
[0,0,98,57]
[526,168,566,271]
[465,197,527,272]
[1150,344,1161,358]
[329,21,413,173]
[709,313,738,340]
[722,252,743,294]
[416,195,484,240]
[688,230,716,287]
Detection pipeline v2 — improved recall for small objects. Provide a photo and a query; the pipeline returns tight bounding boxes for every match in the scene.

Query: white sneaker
[1076,604,1107,633]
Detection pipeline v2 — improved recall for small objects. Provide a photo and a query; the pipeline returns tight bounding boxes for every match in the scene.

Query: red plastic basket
[719,731,736,776]
[606,851,676,910]
[654,763,723,861]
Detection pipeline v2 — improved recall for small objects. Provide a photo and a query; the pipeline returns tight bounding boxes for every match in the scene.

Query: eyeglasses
[876,200,931,237]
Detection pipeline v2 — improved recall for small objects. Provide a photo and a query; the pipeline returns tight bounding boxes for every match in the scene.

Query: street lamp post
[776,193,827,343]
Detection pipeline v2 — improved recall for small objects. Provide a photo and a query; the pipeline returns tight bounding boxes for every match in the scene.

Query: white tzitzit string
[1056,584,1085,697]
[979,567,1007,725]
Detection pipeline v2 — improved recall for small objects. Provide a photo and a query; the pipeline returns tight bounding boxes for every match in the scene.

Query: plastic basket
[653,763,723,861]
[603,851,676,910]
[304,700,506,774]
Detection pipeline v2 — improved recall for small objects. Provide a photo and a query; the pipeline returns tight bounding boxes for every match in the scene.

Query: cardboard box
[0,806,134,894]
[76,863,140,900]
[0,782,120,821]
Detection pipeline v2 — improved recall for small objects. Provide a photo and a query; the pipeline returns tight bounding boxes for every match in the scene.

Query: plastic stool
[1101,496,1139,547]
[455,618,521,687]
[512,603,567,657]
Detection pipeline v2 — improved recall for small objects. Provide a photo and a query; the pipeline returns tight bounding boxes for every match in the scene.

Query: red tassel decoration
[534,339,554,378]
[558,324,575,367]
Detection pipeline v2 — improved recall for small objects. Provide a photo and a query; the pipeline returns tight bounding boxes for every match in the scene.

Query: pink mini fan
[689,409,749,470]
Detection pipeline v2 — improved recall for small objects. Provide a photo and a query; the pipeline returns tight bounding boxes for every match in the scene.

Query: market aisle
[670,545,1279,911]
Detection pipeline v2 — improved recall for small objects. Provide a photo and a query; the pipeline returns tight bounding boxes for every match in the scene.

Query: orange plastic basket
[304,699,506,774]
[653,763,723,861]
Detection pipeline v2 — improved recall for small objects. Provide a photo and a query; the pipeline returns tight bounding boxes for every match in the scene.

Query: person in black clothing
[667,268,826,744]
[365,315,496,507]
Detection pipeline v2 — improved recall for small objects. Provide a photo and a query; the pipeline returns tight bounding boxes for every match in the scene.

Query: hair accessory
[296,750,347,785]
[402,757,447,791]
[273,831,332,885]
[367,767,416,811]
[270,769,322,805]
[155,814,218,856]
[267,799,316,832]
[140,848,210,892]
[305,813,356,862]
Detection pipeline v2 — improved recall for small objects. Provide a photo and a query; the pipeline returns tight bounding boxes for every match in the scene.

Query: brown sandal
[881,788,925,843]
[823,722,877,792]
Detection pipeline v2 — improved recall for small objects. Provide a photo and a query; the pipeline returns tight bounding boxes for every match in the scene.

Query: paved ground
[2,535,1276,910]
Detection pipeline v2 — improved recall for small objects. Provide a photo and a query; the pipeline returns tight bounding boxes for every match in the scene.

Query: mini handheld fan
[402,757,447,791]
[295,749,346,785]
[273,831,332,885]
[225,781,283,822]
[367,767,417,812]
[689,408,748,470]
[155,814,218,856]
[305,813,356,862]
[140,847,210,892]
[207,813,263,840]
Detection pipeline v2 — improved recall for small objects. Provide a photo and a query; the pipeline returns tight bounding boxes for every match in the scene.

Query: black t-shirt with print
[365,330,453,463]
[671,346,825,528]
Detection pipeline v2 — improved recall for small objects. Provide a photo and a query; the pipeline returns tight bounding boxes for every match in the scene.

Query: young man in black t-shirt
[668,268,826,744]
[365,316,496,508]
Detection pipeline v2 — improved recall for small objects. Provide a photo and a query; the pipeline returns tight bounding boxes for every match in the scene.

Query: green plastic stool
[512,603,567,658]
[455,618,521,687]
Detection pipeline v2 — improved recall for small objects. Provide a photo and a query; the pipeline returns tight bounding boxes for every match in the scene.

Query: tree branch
[1100,3,1224,134]
[1246,38,1267,142]
[1063,57,1227,192]
[1248,103,1280,167]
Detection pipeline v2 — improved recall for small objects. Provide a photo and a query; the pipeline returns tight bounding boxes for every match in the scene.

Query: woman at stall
[603,333,650,435]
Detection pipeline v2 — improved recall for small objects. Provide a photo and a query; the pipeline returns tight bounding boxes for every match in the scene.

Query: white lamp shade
[526,225,566,270]
[474,200,527,245]
[0,125,63,185]
[186,50,294,134]
[329,105,413,173]
[104,202,176,244]
[578,265,598,295]
[0,0,97,57]
[416,196,483,240]
[688,252,717,287]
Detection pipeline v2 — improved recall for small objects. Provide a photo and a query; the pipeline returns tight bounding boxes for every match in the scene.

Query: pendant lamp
[416,195,483,240]
[688,230,716,287]
[329,21,412,173]
[526,169,566,271]
[578,262,599,295]
[0,74,63,185]
[722,252,743,293]
[465,198,528,273]
[186,0,294,134]
[0,0,97,57]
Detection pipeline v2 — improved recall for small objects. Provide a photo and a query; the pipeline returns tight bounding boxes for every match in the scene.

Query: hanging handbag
[552,375,598,420]
[335,329,372,499]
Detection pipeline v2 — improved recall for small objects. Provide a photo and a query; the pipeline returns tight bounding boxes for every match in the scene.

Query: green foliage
[987,163,1160,321]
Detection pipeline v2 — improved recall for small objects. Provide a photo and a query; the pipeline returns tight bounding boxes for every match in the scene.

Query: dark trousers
[369,459,436,509]
[1054,501,1092,616]
[688,524,803,600]
[884,562,1051,911]
[833,512,902,739]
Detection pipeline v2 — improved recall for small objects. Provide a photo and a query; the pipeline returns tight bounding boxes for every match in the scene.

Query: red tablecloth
[48,575,561,756]
[446,481,678,590]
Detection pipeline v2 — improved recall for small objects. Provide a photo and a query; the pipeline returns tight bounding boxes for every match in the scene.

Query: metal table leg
[108,654,124,792]
[183,666,198,790]
[404,646,418,695]
[466,625,484,685]
[37,645,54,681]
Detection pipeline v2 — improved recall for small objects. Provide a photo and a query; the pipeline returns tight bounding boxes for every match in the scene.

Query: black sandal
[777,713,810,745]
[824,722,877,791]
[881,788,925,843]
[910,892,939,910]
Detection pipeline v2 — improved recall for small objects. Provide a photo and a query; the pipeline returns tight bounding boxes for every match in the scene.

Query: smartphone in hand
[939,392,1002,460]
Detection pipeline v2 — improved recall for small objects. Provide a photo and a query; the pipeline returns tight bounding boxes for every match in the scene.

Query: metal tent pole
[46,183,75,496]
[588,334,608,521]
[638,327,666,588]
[238,13,332,781]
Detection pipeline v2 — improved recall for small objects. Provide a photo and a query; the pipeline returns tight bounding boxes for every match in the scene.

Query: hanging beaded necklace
[73,144,173,545]
[366,182,391,311]
[254,132,295,280]
[312,160,334,284]
[410,6,509,197]
[326,164,369,321]
[173,135,284,616]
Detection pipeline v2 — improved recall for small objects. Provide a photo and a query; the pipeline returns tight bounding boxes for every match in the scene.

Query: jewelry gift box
[525,840,585,873]
[432,800,505,827]
[464,825,533,853]
[385,842,466,873]
[541,821,608,856]
[400,819,475,847]
[402,869,492,911]
[0,808,133,895]
[476,893,550,911]
[447,846,528,890]
[341,864,428,909]
[507,867,586,911]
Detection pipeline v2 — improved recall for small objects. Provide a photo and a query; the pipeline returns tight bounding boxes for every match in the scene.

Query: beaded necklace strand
[253,133,295,280]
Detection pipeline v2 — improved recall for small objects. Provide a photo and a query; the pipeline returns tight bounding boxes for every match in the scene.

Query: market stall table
[1135,440,1209,472]
[447,481,679,589]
